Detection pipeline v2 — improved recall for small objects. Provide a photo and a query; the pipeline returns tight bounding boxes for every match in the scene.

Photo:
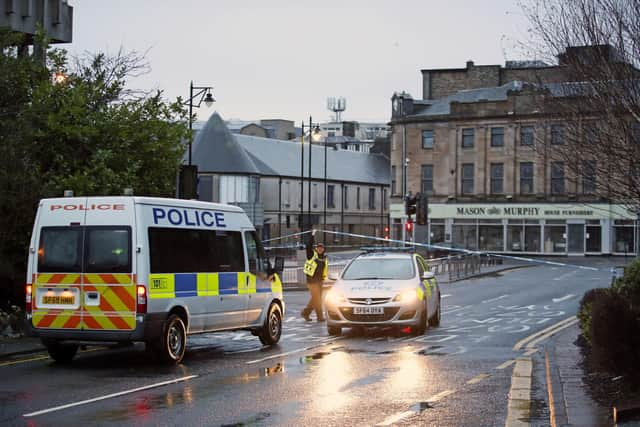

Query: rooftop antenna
[327,97,347,122]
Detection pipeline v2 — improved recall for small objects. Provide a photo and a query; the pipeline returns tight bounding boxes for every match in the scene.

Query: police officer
[301,229,328,322]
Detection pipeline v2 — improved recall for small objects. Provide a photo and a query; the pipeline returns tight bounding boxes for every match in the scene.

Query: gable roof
[191,112,261,174]
[191,112,389,185]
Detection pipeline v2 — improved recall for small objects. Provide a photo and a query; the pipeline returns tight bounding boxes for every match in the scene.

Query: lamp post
[300,117,321,231]
[186,81,215,165]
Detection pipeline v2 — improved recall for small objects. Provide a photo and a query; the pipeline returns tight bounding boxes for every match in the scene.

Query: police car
[324,251,441,335]
[25,196,285,364]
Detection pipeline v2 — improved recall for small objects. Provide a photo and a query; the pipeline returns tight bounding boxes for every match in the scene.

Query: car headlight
[393,288,418,303]
[325,289,346,305]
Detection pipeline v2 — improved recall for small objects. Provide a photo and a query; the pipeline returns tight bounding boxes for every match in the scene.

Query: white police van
[25,196,285,364]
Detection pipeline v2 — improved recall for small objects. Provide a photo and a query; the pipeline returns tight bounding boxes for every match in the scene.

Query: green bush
[613,258,640,310]
[577,287,610,344]
[590,291,640,378]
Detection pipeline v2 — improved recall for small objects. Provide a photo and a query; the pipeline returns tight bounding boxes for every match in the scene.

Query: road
[0,258,617,426]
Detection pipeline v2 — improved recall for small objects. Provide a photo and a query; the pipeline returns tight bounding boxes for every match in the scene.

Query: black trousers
[302,282,324,319]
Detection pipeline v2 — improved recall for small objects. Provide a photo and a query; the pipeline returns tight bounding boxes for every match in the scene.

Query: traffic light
[416,194,429,225]
[384,226,390,240]
[179,165,198,199]
[405,220,413,232]
[405,194,418,217]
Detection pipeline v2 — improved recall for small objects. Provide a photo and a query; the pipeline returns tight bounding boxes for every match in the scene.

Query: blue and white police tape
[263,230,311,243]
[314,229,601,272]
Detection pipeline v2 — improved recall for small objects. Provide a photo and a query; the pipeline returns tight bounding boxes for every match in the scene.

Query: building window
[284,181,290,207]
[327,185,335,208]
[220,176,248,203]
[343,186,349,209]
[462,163,474,195]
[313,183,318,208]
[551,161,565,194]
[520,162,534,194]
[613,220,636,253]
[544,220,567,253]
[421,165,433,195]
[520,126,534,146]
[490,127,504,147]
[551,124,564,145]
[490,163,504,194]
[462,128,474,148]
[582,160,596,194]
[368,188,376,210]
[422,130,434,149]
[391,165,396,195]
[383,188,388,210]
[357,187,361,210]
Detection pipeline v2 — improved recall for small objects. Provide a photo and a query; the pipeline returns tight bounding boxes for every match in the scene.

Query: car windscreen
[38,226,132,273]
[342,258,415,280]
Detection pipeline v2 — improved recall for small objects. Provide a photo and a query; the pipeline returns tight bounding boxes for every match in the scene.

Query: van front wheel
[155,314,187,364]
[258,303,282,345]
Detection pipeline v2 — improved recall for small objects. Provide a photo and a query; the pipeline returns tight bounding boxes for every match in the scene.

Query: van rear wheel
[155,314,187,364]
[258,303,282,345]
[42,339,78,364]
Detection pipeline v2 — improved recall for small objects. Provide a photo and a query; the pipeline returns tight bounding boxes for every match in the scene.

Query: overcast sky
[67,1,530,124]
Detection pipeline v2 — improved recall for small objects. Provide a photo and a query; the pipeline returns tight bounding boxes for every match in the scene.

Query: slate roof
[411,81,523,117]
[191,113,389,185]
[191,112,261,174]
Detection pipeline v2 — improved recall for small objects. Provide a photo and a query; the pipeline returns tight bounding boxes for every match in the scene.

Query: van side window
[244,231,267,274]
[148,228,245,273]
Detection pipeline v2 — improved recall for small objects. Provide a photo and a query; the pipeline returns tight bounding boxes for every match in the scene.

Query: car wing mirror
[422,271,435,280]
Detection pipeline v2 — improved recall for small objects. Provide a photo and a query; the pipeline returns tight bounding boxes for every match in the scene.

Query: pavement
[0,260,630,426]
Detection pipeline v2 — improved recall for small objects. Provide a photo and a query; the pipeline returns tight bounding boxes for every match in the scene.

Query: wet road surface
[0,259,615,426]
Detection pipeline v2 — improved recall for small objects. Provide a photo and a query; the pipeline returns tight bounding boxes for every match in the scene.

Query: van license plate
[42,296,75,305]
[353,306,384,315]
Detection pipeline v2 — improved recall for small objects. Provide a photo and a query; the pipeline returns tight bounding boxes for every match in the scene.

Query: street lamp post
[187,81,215,166]
[324,138,327,230]
[300,117,321,231]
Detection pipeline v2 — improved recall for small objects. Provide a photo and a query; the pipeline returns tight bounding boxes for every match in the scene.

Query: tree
[522,0,640,213]
[0,32,190,306]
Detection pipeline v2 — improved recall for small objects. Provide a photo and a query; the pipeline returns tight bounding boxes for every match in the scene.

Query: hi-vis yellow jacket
[303,250,328,280]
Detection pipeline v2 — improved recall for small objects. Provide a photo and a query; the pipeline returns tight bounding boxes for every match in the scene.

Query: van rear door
[32,199,87,331]
[83,199,136,332]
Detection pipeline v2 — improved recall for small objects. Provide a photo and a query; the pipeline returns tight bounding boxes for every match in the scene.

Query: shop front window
[544,220,566,253]
[586,220,601,253]
[613,220,636,254]
[479,220,503,251]
[429,220,445,244]
[507,220,524,251]
[525,221,541,252]
[453,219,477,250]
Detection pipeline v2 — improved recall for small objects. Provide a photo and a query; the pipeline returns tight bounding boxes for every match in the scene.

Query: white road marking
[496,360,516,370]
[482,294,509,303]
[552,294,576,303]
[246,339,338,365]
[377,410,416,426]
[466,373,491,385]
[23,375,198,418]
[523,348,538,356]
[428,389,456,402]
[442,305,472,314]
[441,294,452,298]
[553,270,578,281]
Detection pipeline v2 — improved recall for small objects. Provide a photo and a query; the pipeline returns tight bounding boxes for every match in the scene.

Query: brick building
[390,46,638,255]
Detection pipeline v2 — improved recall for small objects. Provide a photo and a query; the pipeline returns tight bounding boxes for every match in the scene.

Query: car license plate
[42,295,75,305]
[353,306,384,315]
